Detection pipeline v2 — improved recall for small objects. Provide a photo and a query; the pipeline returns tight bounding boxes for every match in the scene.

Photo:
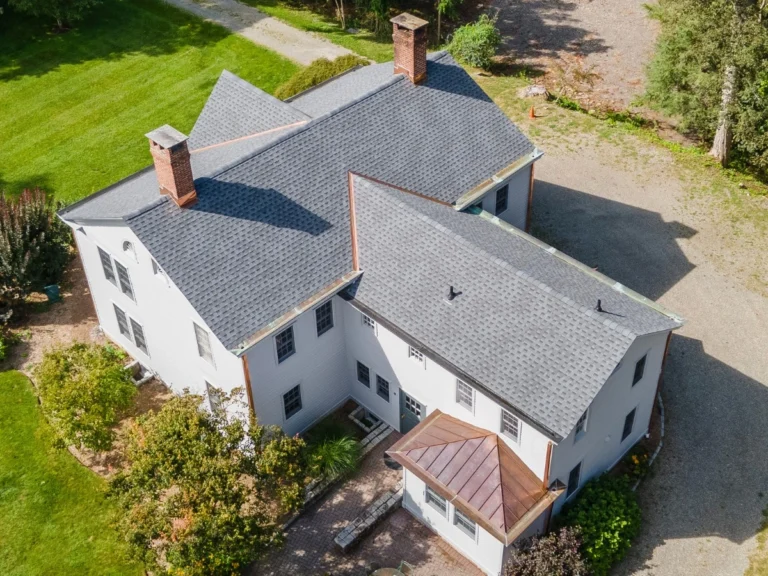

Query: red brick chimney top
[146,125,197,208]
[391,13,429,84]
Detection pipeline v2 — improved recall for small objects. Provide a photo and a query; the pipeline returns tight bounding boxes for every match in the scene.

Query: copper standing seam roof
[386,410,565,545]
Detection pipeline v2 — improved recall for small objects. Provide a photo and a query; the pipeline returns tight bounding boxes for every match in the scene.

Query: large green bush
[34,343,136,451]
[448,14,501,70]
[275,54,370,100]
[0,189,71,306]
[307,436,361,478]
[504,526,588,576]
[110,395,307,576]
[561,474,641,576]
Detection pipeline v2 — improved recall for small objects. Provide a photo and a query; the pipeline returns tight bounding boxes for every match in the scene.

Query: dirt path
[530,135,768,575]
[162,0,354,65]
[493,0,659,109]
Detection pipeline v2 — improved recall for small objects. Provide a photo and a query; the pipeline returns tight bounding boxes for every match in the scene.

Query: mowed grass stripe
[0,0,300,203]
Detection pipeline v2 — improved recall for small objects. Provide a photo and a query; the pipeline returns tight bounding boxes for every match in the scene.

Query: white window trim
[376,374,390,403]
[632,352,650,387]
[193,321,216,368]
[97,244,118,286]
[566,461,583,500]
[408,345,425,367]
[313,299,334,338]
[122,240,138,262]
[361,313,378,335]
[453,508,478,541]
[456,379,475,413]
[205,381,222,413]
[274,323,297,365]
[574,408,589,443]
[425,485,447,518]
[129,316,149,357]
[356,360,371,388]
[494,183,509,215]
[112,301,148,356]
[112,255,136,302]
[621,405,638,443]
[500,409,521,444]
[282,383,303,421]
[151,258,169,285]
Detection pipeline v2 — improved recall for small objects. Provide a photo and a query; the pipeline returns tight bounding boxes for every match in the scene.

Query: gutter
[453,148,544,211]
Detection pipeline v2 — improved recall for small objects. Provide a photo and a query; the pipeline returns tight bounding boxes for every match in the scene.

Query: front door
[400,391,425,433]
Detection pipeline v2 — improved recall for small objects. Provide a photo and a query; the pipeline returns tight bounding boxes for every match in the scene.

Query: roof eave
[453,148,544,211]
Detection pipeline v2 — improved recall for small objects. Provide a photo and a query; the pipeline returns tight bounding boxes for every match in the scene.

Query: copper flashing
[190,121,308,153]
[388,410,563,544]
[349,172,452,207]
[347,172,360,271]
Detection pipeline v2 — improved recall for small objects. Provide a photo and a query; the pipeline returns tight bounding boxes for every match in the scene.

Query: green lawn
[0,0,300,204]
[0,371,141,575]
[243,0,394,62]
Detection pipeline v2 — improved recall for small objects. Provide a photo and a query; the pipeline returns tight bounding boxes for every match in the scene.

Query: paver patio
[253,432,482,576]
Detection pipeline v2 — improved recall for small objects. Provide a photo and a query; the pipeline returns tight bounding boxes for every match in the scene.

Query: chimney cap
[390,12,429,30]
[145,124,189,149]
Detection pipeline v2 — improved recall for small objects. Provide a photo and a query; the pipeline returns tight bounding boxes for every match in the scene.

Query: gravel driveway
[492,0,659,108]
[531,143,768,575]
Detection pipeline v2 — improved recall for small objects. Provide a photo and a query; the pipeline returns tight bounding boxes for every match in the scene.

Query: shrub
[561,474,641,576]
[448,14,502,70]
[34,343,135,451]
[306,435,361,478]
[0,189,71,306]
[623,444,650,480]
[274,54,370,100]
[504,527,588,576]
[7,0,101,29]
[110,395,307,576]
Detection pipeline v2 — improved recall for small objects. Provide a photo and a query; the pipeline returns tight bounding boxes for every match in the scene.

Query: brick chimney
[145,125,197,208]
[391,13,429,84]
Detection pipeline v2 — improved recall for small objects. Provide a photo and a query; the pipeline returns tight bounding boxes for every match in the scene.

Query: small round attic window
[123,240,136,261]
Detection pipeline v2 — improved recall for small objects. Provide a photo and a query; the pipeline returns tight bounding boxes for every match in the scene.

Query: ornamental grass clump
[0,189,71,306]
[34,343,135,451]
[561,474,641,576]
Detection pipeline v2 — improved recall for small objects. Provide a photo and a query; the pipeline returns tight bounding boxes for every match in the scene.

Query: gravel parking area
[532,142,768,576]
[492,0,659,109]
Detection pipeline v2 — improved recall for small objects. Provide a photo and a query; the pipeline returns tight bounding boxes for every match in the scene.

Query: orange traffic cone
[529,106,535,119]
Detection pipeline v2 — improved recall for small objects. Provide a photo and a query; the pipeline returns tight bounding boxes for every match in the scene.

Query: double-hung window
[456,379,474,411]
[567,462,582,498]
[495,184,509,215]
[114,260,135,301]
[622,408,636,442]
[425,486,447,517]
[454,508,477,539]
[315,301,333,337]
[632,355,647,386]
[501,409,521,443]
[574,409,588,441]
[283,385,302,419]
[194,322,215,366]
[275,326,296,363]
[357,361,370,387]
[376,375,390,402]
[113,304,149,356]
[99,247,117,285]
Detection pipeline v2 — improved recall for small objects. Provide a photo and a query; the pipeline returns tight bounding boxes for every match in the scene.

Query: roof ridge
[204,73,407,184]
[215,69,311,121]
[365,179,643,342]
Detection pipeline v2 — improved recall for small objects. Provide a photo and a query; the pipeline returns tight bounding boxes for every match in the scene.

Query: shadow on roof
[531,180,697,301]
[422,59,496,103]
[191,178,333,236]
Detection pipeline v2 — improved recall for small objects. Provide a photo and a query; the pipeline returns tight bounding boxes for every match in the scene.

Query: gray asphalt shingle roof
[348,176,680,439]
[124,52,537,350]
[189,70,309,149]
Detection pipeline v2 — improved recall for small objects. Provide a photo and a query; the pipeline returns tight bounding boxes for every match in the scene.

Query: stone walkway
[252,432,481,576]
[163,0,353,65]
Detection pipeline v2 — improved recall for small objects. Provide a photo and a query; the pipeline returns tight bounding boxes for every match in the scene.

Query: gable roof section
[347,175,681,439]
[387,410,563,544]
[189,70,309,149]
[123,53,538,351]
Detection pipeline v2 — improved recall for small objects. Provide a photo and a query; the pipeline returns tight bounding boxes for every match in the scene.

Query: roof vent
[447,285,461,302]
[595,299,604,312]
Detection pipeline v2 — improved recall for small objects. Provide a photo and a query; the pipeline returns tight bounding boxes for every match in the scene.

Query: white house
[59,13,682,575]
